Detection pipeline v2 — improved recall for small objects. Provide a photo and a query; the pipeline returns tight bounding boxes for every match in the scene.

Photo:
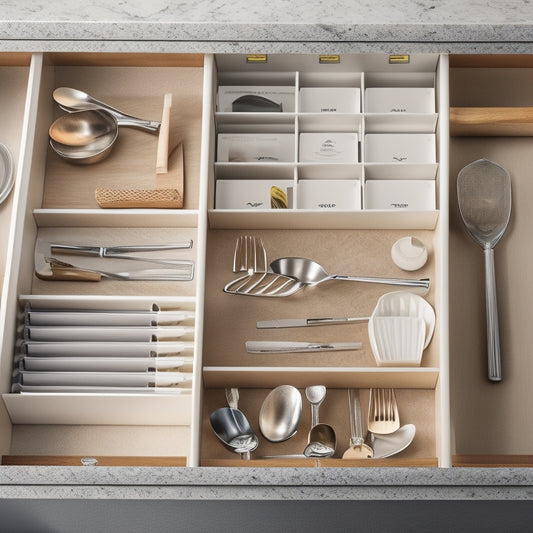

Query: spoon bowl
[270,257,430,292]
[210,407,259,458]
[259,385,302,442]
[303,385,336,458]
[49,110,118,164]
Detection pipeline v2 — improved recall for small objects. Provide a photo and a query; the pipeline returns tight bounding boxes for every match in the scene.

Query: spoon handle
[484,248,502,381]
[331,274,430,291]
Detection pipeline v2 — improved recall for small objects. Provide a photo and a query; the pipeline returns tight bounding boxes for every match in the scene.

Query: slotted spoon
[457,158,511,382]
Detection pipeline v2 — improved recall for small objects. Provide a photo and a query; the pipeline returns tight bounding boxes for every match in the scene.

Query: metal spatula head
[457,158,511,249]
[223,272,303,297]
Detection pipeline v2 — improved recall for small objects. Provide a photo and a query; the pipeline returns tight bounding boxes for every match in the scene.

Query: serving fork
[232,235,267,274]
[367,388,400,435]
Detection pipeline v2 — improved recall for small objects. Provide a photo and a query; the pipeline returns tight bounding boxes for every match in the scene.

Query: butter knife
[245,341,362,354]
[257,316,370,329]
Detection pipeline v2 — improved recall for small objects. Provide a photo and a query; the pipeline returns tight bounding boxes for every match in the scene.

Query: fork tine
[368,388,400,434]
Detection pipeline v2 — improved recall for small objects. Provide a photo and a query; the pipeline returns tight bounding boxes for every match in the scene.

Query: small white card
[365,180,435,210]
[217,133,295,162]
[299,87,361,113]
[215,180,293,209]
[299,133,359,162]
[365,87,435,113]
[217,86,295,112]
[364,133,436,163]
[298,180,361,210]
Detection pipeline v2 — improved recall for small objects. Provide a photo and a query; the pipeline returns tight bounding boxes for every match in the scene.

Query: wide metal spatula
[457,158,511,382]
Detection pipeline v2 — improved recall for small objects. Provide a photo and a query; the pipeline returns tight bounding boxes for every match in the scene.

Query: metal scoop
[53,87,161,133]
[303,385,336,458]
[457,159,511,382]
[270,257,430,292]
[210,407,259,459]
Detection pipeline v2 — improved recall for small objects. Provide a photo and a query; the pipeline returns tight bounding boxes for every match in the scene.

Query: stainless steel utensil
[303,385,336,458]
[457,158,512,382]
[209,407,259,459]
[224,271,303,297]
[45,240,193,267]
[270,257,430,292]
[233,235,267,273]
[342,389,374,459]
[245,341,362,354]
[259,385,302,442]
[49,110,119,164]
[36,257,194,282]
[53,87,161,133]
[257,316,369,329]
[368,388,400,435]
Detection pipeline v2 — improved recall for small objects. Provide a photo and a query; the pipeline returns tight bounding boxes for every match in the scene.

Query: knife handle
[51,244,102,256]
[36,267,101,282]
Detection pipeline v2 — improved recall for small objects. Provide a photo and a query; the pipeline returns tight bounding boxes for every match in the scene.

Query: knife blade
[245,341,362,354]
[257,316,370,329]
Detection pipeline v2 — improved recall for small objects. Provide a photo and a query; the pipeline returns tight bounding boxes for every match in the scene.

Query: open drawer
[199,53,450,467]
[449,55,533,467]
[0,52,207,463]
[0,51,450,468]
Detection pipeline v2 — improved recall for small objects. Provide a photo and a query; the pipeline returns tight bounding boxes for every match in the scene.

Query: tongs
[37,257,194,282]
[49,241,192,266]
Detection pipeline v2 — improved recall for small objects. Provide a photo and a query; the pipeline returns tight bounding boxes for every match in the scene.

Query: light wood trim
[452,455,533,468]
[1,455,187,466]
[450,55,533,69]
[450,107,533,136]
[201,458,438,468]
[0,52,32,66]
[45,52,204,68]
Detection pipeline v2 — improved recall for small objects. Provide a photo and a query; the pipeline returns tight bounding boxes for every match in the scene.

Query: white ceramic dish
[369,316,425,366]
[370,291,436,349]
[372,424,416,458]
[0,143,14,204]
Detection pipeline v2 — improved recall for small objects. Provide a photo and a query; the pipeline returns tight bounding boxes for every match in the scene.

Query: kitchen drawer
[199,53,449,467]
[0,51,450,469]
[449,56,533,465]
[0,52,207,463]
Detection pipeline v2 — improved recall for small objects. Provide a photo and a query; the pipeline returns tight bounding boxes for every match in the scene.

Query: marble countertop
[0,0,532,53]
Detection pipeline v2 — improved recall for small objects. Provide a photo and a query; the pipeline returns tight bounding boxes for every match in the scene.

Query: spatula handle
[484,247,502,382]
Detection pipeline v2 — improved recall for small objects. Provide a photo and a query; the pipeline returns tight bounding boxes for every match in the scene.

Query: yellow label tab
[319,55,340,64]
[389,55,410,64]
[246,54,267,63]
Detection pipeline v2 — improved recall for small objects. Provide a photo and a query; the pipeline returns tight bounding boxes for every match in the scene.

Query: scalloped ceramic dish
[0,143,14,205]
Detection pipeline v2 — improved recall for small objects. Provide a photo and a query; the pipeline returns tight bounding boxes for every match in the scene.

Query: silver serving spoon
[259,385,302,442]
[303,385,336,458]
[270,257,430,292]
[457,159,511,382]
[53,87,160,133]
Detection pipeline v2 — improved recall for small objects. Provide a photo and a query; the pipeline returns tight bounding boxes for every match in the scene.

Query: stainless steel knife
[245,341,362,354]
[49,241,193,256]
[257,316,370,329]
